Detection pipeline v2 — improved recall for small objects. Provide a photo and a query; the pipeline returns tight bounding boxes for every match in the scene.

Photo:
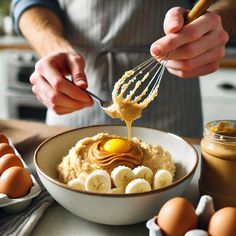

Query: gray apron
[46,0,203,138]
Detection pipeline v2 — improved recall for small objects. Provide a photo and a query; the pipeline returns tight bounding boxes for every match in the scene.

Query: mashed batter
[58,133,175,184]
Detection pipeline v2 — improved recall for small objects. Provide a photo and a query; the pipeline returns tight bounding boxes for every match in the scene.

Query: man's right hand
[30,52,94,115]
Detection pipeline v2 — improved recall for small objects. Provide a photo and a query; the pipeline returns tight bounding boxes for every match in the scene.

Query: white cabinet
[200,68,236,126]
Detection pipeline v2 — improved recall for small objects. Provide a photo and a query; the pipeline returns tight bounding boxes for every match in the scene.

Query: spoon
[82,89,113,109]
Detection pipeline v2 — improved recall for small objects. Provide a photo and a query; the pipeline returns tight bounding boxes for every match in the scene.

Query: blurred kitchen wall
[0,0,47,122]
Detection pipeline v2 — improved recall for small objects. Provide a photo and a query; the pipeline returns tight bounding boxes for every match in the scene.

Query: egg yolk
[104,138,131,153]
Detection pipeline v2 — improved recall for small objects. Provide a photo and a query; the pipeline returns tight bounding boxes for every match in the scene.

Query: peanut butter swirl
[88,139,143,172]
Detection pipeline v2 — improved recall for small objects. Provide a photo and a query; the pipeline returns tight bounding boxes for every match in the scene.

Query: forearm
[19,7,74,57]
[210,0,236,37]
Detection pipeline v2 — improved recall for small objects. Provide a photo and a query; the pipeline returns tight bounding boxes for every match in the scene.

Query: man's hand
[150,7,229,78]
[17,7,93,115]
[30,52,93,115]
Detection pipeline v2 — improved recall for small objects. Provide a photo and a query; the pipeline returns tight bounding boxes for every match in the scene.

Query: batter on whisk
[105,69,159,140]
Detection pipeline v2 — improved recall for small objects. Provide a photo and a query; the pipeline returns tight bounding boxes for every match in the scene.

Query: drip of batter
[104,70,159,139]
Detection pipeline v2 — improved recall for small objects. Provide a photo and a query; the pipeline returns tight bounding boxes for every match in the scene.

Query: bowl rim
[34,124,199,198]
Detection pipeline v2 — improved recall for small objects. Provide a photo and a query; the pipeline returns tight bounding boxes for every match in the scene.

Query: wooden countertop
[0,119,70,151]
[0,119,71,167]
[0,35,31,50]
[0,118,200,147]
[220,58,236,68]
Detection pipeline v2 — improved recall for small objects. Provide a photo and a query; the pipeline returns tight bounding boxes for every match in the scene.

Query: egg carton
[146,195,215,236]
[0,139,41,213]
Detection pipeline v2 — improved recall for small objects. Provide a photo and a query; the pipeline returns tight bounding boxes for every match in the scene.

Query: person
[11,0,232,138]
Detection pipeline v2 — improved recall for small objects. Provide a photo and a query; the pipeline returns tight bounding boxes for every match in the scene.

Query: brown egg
[0,133,9,144]
[0,166,33,198]
[0,143,14,157]
[0,153,24,175]
[208,207,236,236]
[157,197,198,236]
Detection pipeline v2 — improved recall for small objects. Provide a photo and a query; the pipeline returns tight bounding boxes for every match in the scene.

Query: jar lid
[204,120,236,143]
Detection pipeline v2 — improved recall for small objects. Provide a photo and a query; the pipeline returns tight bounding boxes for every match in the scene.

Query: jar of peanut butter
[199,120,236,209]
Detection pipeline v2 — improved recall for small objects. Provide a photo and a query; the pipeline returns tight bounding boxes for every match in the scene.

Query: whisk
[83,0,214,109]
[111,0,214,106]
[111,55,168,107]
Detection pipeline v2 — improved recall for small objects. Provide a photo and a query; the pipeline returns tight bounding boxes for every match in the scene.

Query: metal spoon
[66,77,113,109]
[82,89,113,109]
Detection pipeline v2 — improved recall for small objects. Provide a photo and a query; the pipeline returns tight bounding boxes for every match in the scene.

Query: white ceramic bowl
[34,125,198,225]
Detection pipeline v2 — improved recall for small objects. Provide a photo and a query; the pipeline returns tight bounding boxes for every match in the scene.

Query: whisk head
[114,55,168,105]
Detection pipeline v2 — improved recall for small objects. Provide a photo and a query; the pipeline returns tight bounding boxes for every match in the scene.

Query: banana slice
[77,173,88,182]
[68,173,88,191]
[111,166,135,188]
[132,166,153,185]
[85,170,111,193]
[153,169,173,189]
[68,177,86,191]
[109,188,125,194]
[125,178,151,194]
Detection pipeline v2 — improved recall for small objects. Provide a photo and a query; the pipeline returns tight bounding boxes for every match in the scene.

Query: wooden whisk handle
[185,0,215,24]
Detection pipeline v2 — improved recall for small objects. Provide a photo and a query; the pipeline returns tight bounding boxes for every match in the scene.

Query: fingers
[30,52,94,114]
[65,52,88,88]
[168,29,227,61]
[167,45,225,70]
[167,61,221,78]
[151,11,226,56]
[164,7,185,34]
[150,8,229,78]
[151,7,186,56]
[35,53,92,103]
[165,46,225,78]
[31,71,92,114]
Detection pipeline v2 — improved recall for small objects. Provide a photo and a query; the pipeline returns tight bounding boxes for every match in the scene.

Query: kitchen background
[0,1,236,126]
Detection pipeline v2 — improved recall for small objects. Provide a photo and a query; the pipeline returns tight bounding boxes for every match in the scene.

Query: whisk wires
[116,54,169,106]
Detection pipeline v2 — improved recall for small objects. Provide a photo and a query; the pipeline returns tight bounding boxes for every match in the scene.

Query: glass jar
[199,120,236,209]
